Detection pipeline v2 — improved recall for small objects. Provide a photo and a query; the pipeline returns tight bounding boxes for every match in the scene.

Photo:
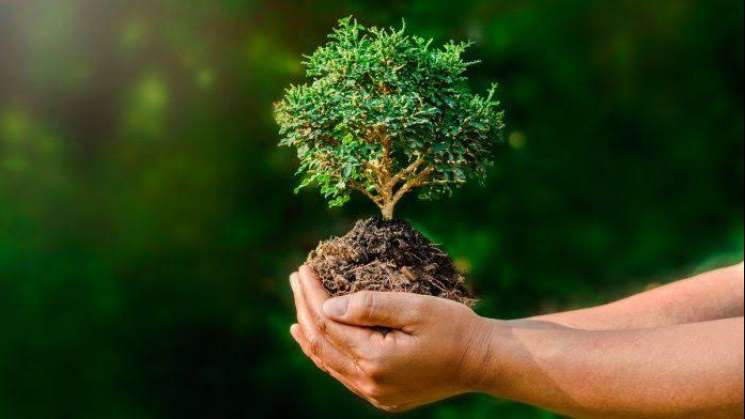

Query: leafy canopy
[275,17,505,219]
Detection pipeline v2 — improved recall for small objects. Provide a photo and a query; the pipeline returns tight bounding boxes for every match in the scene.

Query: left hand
[289,265,493,412]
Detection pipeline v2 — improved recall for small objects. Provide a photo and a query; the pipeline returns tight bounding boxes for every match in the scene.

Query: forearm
[531,263,744,330]
[474,317,744,419]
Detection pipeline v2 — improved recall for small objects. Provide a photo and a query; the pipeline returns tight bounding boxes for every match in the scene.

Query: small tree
[275,17,505,220]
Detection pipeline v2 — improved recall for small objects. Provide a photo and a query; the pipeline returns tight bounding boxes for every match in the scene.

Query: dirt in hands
[307,217,475,306]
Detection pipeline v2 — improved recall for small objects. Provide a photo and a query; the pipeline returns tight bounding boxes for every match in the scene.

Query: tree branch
[390,165,434,207]
[388,156,426,189]
[351,182,384,206]
[379,127,393,182]
[425,178,465,186]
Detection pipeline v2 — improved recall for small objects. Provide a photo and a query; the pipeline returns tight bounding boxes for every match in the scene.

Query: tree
[275,17,505,220]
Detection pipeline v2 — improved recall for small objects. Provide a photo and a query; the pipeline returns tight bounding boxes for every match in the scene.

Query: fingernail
[323,297,349,318]
[289,325,301,344]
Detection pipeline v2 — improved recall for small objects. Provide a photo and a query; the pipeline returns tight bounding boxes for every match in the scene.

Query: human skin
[289,263,744,418]
[530,263,744,330]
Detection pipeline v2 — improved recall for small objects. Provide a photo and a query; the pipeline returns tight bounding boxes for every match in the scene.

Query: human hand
[289,265,494,412]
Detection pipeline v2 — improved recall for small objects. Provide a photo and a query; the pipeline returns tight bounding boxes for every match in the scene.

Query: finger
[298,265,377,353]
[322,291,434,332]
[290,323,328,372]
[291,272,329,348]
[290,324,366,399]
[291,274,362,378]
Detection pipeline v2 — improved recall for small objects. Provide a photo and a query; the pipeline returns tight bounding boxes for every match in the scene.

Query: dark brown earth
[306,217,475,306]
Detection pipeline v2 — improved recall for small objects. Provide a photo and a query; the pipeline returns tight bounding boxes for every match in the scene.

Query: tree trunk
[381,204,394,220]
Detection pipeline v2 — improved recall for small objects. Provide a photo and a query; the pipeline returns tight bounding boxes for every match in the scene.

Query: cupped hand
[289,265,494,412]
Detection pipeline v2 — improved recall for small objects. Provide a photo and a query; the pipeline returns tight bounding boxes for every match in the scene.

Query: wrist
[459,315,511,395]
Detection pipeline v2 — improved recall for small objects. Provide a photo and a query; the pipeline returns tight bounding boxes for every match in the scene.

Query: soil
[306,217,475,306]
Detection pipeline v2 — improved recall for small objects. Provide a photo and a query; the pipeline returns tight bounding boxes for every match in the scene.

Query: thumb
[323,291,427,330]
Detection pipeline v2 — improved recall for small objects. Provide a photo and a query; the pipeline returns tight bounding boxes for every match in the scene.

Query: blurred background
[0,1,742,418]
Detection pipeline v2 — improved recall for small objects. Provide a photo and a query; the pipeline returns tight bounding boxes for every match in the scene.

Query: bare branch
[388,156,426,188]
[379,128,393,181]
[351,181,384,206]
[364,161,385,189]
[390,165,434,207]
[424,178,466,186]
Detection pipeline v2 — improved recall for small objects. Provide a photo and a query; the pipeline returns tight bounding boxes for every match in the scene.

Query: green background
[0,1,742,418]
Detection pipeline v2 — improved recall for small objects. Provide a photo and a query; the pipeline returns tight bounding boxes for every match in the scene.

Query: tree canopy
[275,17,505,219]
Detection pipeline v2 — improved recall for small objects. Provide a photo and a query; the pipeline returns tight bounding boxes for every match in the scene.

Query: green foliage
[275,17,505,217]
